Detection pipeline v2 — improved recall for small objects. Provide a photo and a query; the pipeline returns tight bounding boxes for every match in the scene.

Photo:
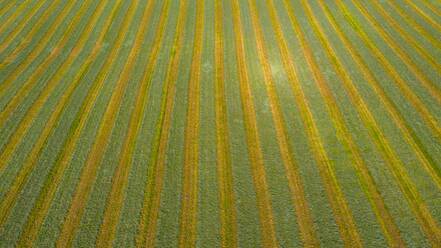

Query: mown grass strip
[328,0,441,190]
[0,0,112,228]
[230,0,279,246]
[12,0,125,244]
[332,0,441,140]
[10,1,134,245]
[0,0,95,129]
[95,2,171,247]
[420,0,441,16]
[0,1,27,31]
[0,0,21,19]
[214,1,238,247]
[385,1,441,50]
[0,0,55,56]
[55,1,156,246]
[0,0,105,173]
[319,1,441,245]
[247,0,319,246]
[135,1,189,246]
[0,2,98,175]
[0,0,78,96]
[0,0,64,66]
[364,0,440,72]
[348,0,441,103]
[0,0,54,67]
[329,0,441,189]
[261,0,362,246]
[293,0,407,246]
[401,0,441,31]
[0,0,44,42]
[336,0,441,142]
[178,0,204,247]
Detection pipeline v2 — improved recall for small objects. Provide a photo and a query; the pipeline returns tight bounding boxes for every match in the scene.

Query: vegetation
[0,0,440,247]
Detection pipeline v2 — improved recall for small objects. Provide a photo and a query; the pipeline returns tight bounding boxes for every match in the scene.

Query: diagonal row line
[95,1,171,247]
[55,1,157,246]
[214,0,238,247]
[247,0,320,246]
[178,0,204,247]
[135,0,190,247]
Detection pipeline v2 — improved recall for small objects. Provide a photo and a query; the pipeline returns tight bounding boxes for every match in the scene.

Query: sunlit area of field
[0,0,440,247]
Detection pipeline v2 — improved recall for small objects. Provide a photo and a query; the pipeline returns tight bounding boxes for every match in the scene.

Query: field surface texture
[0,0,440,247]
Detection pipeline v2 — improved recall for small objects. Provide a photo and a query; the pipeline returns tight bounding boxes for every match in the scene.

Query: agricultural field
[0,0,440,247]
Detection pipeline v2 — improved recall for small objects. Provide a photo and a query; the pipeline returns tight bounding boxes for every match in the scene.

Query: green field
[0,0,440,247]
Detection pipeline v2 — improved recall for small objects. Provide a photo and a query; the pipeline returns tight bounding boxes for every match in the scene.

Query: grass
[0,0,440,247]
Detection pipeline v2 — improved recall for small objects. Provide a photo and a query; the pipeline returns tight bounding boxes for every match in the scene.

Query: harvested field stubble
[0,0,440,247]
